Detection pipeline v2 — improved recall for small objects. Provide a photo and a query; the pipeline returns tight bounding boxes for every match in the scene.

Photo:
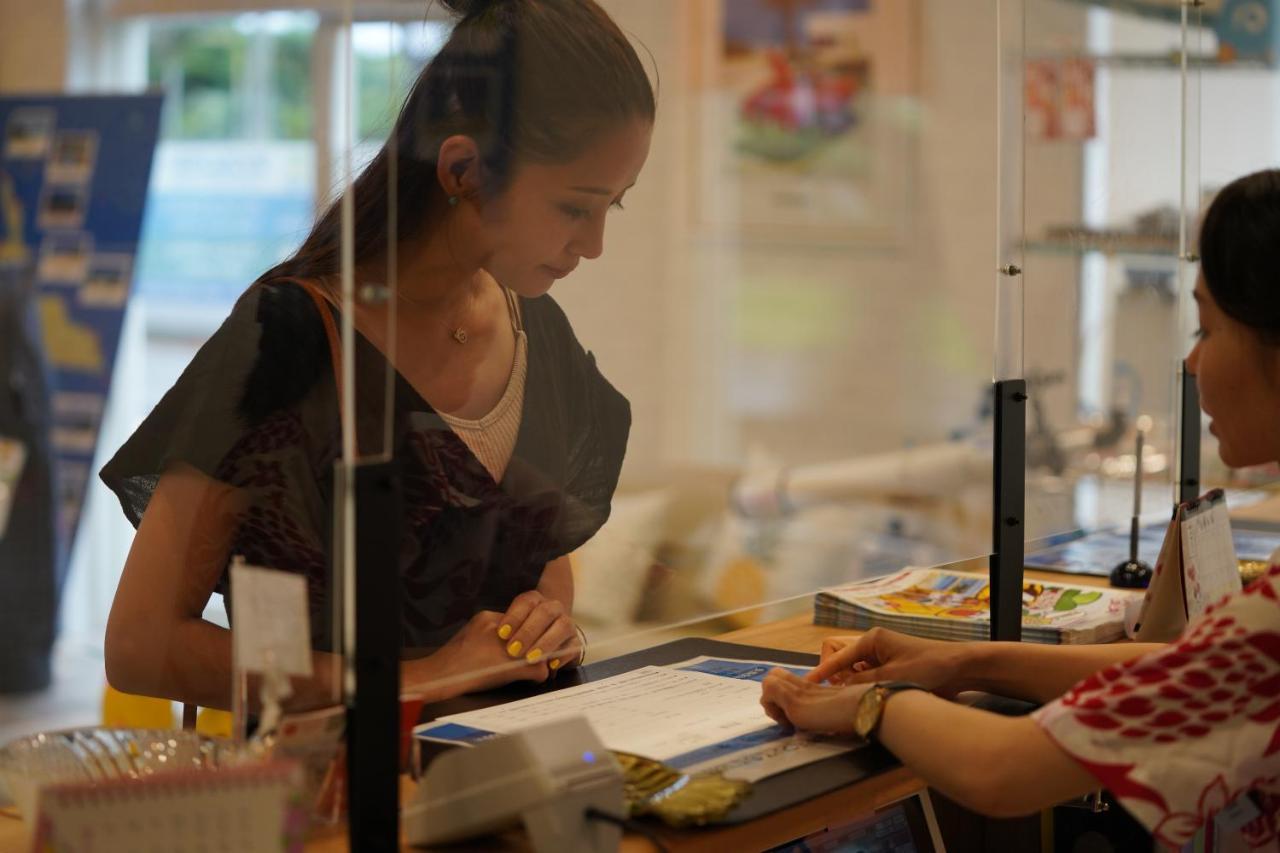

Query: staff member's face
[1187,274,1280,467]
[449,120,652,298]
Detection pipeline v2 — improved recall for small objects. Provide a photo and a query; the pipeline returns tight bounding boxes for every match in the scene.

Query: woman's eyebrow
[568,181,637,196]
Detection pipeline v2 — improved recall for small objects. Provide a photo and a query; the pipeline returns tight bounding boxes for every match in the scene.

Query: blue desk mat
[416,637,901,825]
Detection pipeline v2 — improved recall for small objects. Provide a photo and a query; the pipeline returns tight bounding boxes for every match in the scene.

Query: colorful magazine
[814,568,1141,644]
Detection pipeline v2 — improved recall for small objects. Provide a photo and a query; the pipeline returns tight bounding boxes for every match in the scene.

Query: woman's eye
[559,204,591,221]
[610,198,626,211]
[1192,328,1207,341]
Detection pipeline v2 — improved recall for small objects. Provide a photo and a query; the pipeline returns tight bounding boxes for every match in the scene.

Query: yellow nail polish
[498,624,512,640]
[526,648,543,664]
[507,640,523,657]
[549,659,561,671]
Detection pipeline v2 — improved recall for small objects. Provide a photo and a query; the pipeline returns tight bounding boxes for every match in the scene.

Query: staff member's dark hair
[1200,168,1280,345]
[262,0,655,284]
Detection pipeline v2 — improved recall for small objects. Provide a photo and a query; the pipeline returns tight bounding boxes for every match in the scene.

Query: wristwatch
[853,681,927,741]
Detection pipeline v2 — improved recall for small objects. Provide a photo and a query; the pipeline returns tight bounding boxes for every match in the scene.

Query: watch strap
[859,681,928,741]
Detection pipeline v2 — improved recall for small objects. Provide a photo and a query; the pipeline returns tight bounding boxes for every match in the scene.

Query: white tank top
[437,288,526,482]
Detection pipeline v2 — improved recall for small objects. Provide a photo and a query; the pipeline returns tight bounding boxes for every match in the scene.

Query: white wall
[561,0,1020,478]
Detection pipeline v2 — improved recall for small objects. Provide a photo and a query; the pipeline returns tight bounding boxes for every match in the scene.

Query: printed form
[415,657,861,782]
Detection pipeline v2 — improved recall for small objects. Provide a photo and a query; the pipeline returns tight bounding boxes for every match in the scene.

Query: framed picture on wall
[690,0,920,246]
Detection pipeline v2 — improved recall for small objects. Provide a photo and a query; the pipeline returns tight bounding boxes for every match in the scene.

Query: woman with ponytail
[101,0,655,709]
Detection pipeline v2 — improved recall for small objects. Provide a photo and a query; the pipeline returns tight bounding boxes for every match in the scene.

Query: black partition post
[990,379,1027,642]
[1179,363,1201,506]
[347,459,403,851]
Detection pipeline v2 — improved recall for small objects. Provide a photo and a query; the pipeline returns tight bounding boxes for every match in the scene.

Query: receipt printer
[404,716,626,851]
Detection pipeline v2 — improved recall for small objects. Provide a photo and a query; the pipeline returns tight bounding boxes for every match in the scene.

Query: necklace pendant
[452,328,469,344]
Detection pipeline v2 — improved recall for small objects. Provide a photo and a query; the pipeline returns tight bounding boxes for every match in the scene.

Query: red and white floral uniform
[1034,563,1280,850]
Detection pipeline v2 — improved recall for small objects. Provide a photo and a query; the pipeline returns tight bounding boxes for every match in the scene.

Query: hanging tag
[1180,491,1242,617]
[230,559,313,678]
[0,436,27,541]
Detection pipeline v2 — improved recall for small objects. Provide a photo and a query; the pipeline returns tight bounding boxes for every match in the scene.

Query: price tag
[230,559,313,677]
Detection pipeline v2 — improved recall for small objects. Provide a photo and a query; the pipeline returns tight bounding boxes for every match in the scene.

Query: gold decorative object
[1239,559,1270,586]
[613,751,751,828]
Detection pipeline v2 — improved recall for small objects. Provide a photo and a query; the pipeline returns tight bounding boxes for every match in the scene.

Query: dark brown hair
[260,0,655,285]
[1200,169,1280,346]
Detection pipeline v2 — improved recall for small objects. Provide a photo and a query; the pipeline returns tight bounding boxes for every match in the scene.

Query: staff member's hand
[761,668,869,735]
[497,590,580,673]
[806,628,969,697]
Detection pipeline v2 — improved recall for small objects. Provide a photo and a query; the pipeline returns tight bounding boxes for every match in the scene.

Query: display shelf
[1027,51,1271,70]
[1025,231,1179,259]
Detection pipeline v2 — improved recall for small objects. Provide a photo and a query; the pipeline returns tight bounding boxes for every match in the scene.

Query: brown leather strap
[281,278,344,413]
[182,702,197,730]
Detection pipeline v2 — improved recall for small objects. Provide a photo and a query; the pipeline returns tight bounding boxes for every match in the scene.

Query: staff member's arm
[760,671,1097,817]
[810,628,1164,704]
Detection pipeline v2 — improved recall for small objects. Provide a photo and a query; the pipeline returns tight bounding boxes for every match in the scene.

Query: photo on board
[4,108,56,159]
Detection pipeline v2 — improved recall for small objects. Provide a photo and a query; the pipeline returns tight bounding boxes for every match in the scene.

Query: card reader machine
[404,717,625,851]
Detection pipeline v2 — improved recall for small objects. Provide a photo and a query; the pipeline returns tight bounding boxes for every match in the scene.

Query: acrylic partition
[17,0,1020,843]
[350,0,1004,837]
[317,0,1011,795]
[1186,2,1280,506]
[1018,0,1202,579]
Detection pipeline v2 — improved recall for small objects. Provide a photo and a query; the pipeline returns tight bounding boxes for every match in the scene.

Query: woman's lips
[542,264,575,279]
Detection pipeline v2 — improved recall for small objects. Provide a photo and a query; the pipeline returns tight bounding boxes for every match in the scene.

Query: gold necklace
[392,287,472,345]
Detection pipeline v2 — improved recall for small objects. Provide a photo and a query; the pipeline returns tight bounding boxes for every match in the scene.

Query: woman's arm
[760,671,1098,817]
[879,691,1095,816]
[811,628,1163,704]
[105,465,549,710]
[104,464,340,711]
[537,556,574,610]
[960,639,1163,704]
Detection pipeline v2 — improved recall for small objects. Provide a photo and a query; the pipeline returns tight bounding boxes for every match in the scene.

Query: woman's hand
[497,590,580,672]
[761,668,869,735]
[403,610,549,699]
[806,628,973,697]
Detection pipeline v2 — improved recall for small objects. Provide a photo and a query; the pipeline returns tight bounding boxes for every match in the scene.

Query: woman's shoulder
[234,279,332,424]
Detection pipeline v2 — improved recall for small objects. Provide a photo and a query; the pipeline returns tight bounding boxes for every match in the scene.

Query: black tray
[417,637,900,825]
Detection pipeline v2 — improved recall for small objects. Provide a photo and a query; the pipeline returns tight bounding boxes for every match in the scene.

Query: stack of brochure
[814,568,1141,644]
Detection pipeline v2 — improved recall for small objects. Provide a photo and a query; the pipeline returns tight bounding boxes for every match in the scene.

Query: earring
[448,195,459,207]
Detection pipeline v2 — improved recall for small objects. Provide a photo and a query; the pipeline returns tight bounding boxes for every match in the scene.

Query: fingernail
[498,624,512,640]
[549,659,561,671]
[526,648,543,663]
[507,640,523,657]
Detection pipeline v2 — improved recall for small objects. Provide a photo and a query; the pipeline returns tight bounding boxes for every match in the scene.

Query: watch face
[854,687,883,739]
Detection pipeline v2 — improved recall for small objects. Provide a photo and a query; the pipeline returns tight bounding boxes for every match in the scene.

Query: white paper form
[415,656,861,783]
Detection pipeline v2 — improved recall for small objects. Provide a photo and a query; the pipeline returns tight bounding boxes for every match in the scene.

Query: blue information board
[0,94,163,554]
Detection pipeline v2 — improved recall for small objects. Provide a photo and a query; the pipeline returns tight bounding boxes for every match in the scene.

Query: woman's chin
[1217,442,1270,470]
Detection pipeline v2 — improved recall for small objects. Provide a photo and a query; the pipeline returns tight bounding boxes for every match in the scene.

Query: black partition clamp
[1179,363,1201,506]
[347,459,403,852]
[990,379,1027,642]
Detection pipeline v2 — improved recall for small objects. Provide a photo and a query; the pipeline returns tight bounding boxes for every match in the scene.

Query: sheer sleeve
[99,282,335,526]
[536,297,630,559]
[1033,565,1280,849]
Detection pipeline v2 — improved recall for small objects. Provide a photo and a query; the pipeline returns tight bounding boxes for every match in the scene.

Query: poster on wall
[694,0,920,246]
[0,95,163,555]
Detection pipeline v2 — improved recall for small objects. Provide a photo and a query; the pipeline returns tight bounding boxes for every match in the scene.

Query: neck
[366,216,485,315]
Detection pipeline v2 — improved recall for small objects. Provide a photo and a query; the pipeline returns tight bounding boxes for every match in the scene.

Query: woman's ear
[436,135,484,202]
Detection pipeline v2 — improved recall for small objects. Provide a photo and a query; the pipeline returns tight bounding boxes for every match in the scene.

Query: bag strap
[280,278,344,412]
[182,277,344,733]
